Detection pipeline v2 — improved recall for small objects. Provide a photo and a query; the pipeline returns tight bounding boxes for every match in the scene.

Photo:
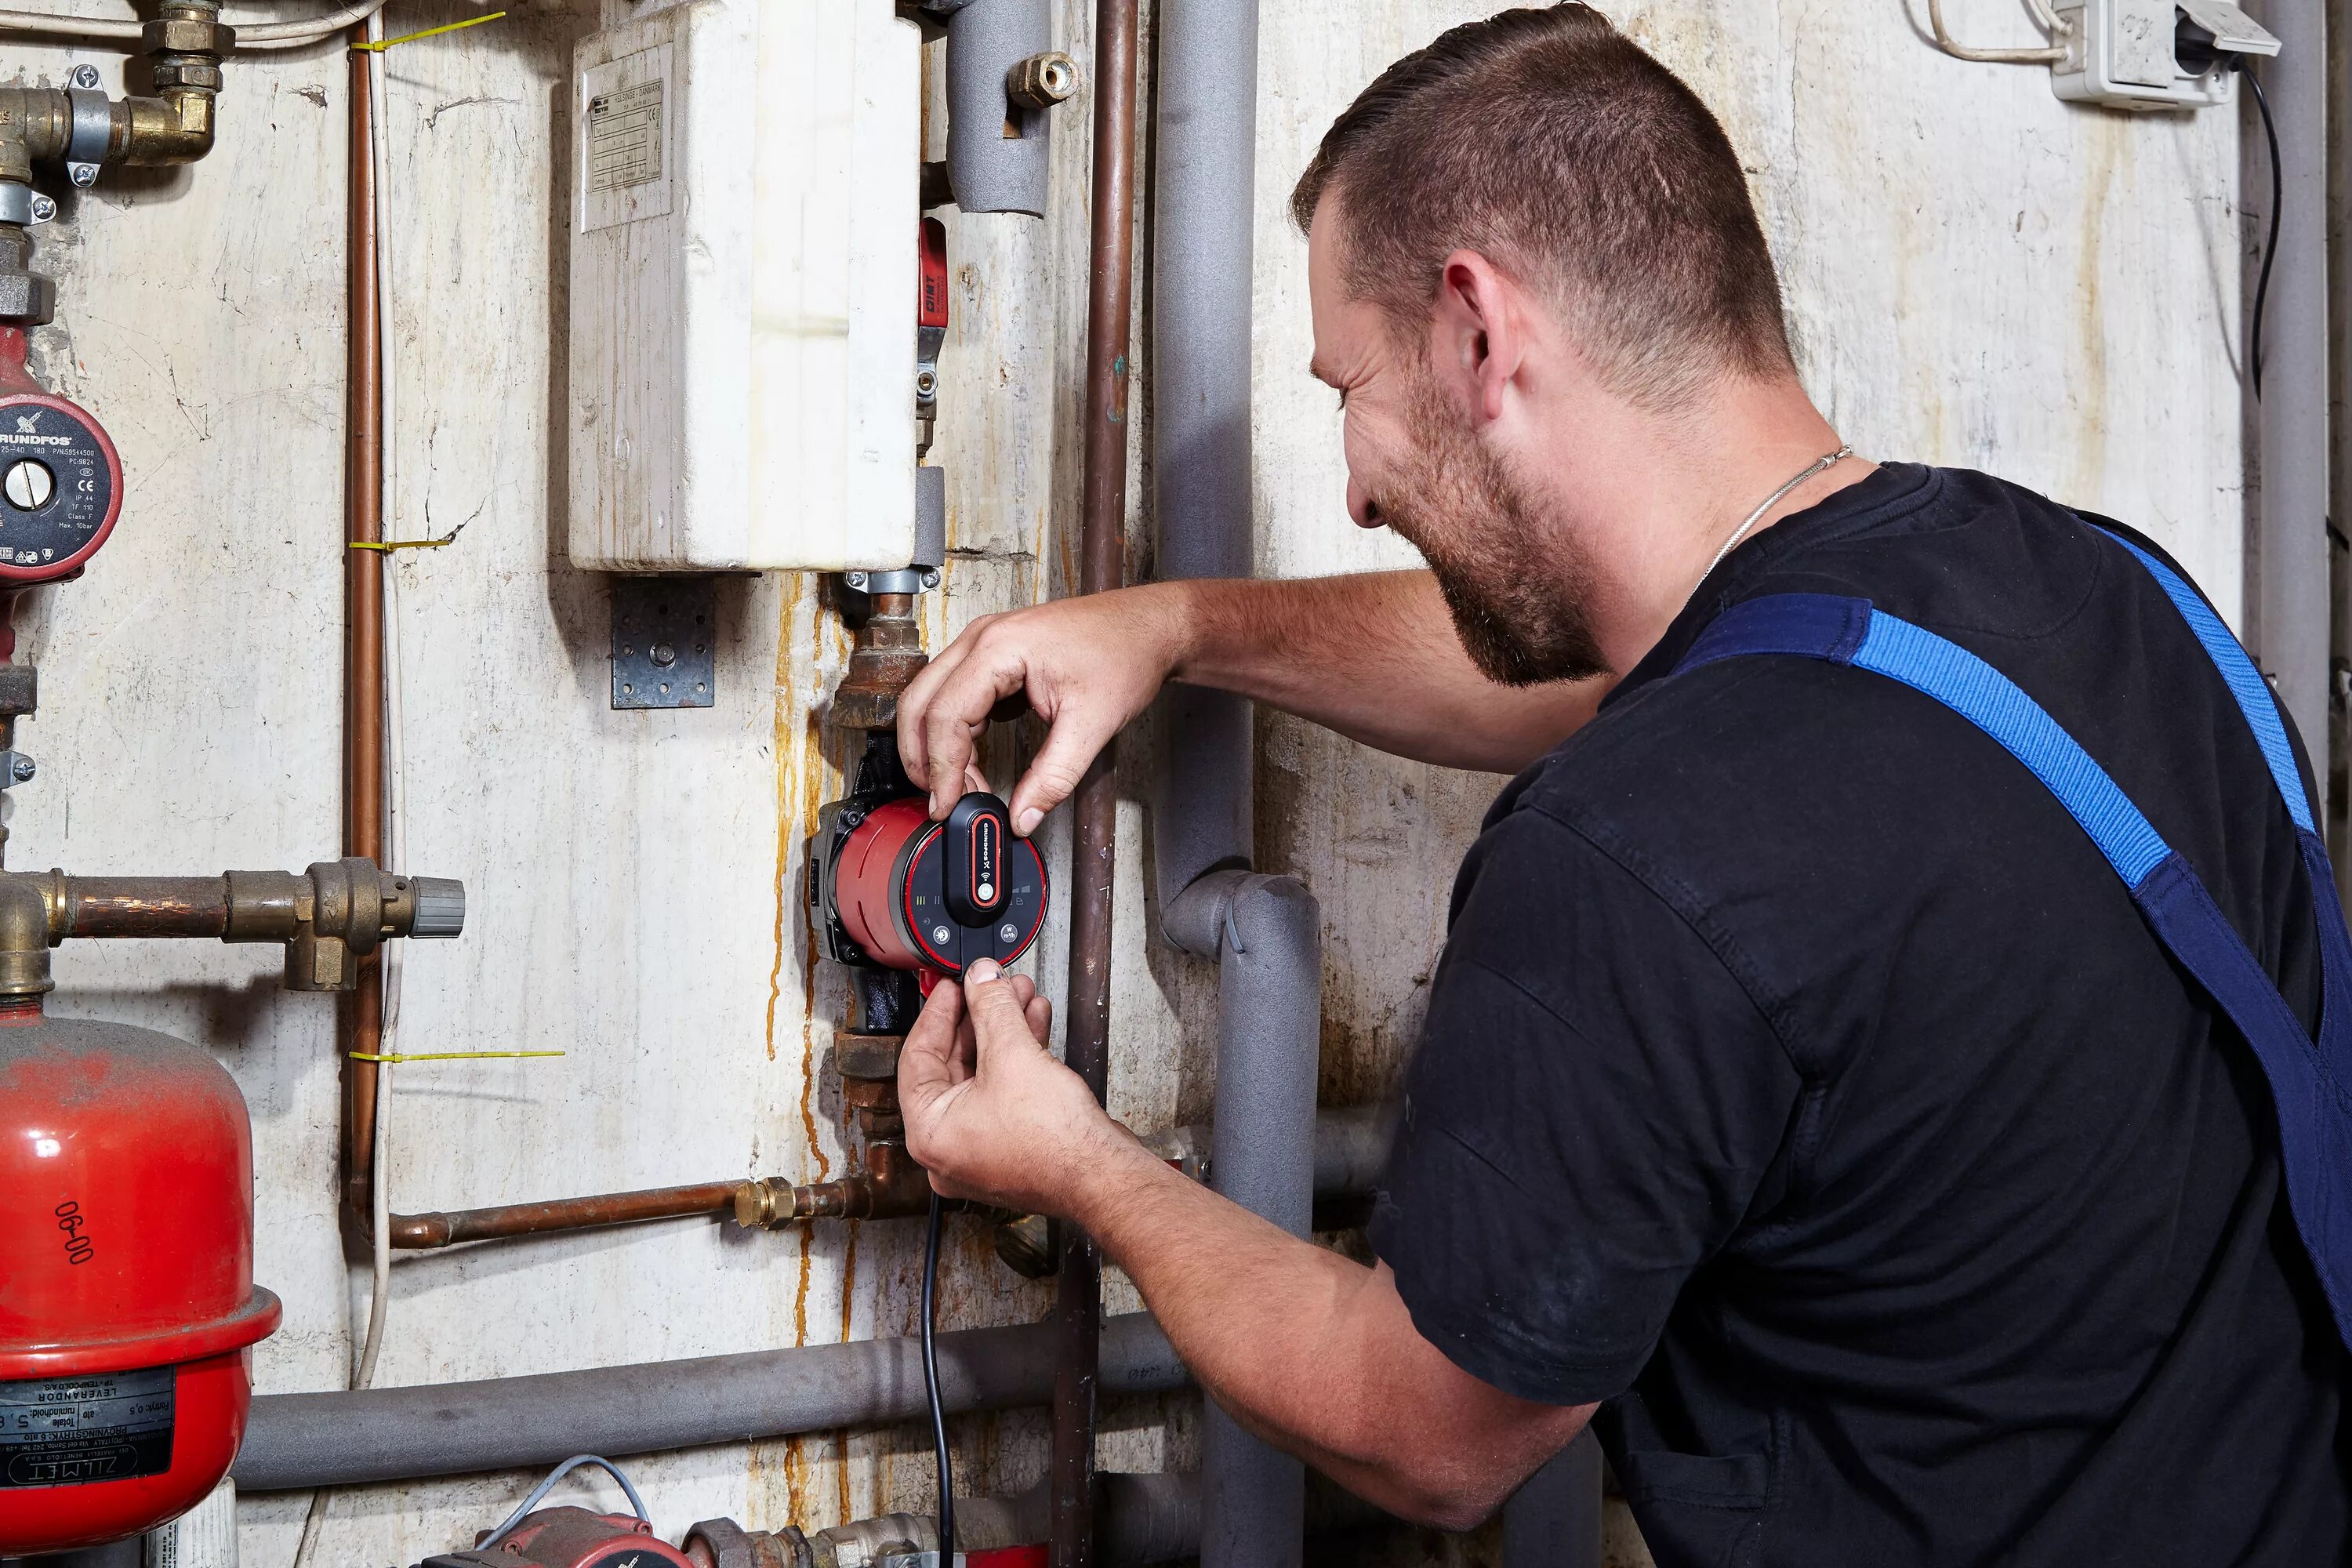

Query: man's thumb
[961,960,1036,1053]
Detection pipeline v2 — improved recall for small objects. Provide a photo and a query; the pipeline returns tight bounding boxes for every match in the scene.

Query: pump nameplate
[0,1366,174,1487]
[0,394,121,583]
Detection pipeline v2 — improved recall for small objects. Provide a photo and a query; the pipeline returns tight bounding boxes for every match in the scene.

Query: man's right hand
[897,583,1194,833]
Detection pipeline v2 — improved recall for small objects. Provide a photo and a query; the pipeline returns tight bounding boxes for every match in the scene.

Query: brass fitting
[829,594,929,733]
[1006,50,1079,109]
[118,86,216,165]
[735,1140,935,1225]
[231,859,463,991]
[0,875,50,997]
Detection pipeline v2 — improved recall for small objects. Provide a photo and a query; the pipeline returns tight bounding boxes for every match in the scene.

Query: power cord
[478,1454,652,1550]
[923,1192,956,1566]
[2243,67,2281,398]
[2176,18,2281,398]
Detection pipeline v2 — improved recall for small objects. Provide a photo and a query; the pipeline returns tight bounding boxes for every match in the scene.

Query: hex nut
[1006,50,1079,108]
[151,58,226,91]
[142,16,230,53]
[0,272,56,326]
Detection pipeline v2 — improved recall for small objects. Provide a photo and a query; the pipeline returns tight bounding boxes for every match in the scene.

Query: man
[893,5,2350,1563]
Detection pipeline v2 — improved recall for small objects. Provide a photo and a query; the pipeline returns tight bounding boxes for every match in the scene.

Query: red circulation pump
[0,323,124,584]
[0,1014,281,1555]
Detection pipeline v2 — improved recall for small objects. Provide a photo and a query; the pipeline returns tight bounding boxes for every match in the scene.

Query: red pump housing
[0,1012,281,1554]
[0,324,124,584]
[833,795,1047,977]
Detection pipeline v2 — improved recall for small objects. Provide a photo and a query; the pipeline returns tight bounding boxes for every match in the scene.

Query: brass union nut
[151,58,225,91]
[1006,50,1078,109]
[142,16,230,53]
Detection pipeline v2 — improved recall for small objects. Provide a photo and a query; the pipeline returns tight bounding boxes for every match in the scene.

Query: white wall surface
[0,0,2244,1563]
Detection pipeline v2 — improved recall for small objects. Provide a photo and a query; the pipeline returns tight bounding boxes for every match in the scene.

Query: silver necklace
[1696,444,1853,588]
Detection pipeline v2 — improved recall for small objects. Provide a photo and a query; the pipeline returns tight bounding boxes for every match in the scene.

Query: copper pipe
[389,1182,745,1250]
[49,877,230,938]
[1054,2,1139,1562]
[340,32,386,1249]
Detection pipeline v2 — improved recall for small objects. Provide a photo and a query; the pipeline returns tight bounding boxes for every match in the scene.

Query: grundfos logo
[0,411,68,448]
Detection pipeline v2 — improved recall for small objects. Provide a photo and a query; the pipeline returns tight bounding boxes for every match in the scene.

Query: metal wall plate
[612,575,716,709]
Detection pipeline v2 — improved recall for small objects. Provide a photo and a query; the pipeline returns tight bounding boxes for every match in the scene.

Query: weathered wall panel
[0,0,2244,1563]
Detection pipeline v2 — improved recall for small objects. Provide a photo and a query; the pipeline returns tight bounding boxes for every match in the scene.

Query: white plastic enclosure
[569,0,920,572]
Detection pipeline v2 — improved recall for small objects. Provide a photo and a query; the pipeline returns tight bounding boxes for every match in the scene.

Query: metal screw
[10,756,32,782]
[69,64,100,89]
[650,642,677,667]
[914,368,938,399]
[27,195,54,224]
[67,165,96,188]
[921,568,941,590]
[844,572,869,590]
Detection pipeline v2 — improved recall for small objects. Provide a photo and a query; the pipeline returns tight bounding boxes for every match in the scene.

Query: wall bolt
[27,196,54,223]
[68,64,99,89]
[10,757,32,782]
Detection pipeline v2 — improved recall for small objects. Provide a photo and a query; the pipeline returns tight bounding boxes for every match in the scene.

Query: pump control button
[2,460,52,510]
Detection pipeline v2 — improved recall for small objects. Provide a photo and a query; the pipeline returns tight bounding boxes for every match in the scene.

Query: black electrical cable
[2245,66,2281,399]
[923,1191,956,1566]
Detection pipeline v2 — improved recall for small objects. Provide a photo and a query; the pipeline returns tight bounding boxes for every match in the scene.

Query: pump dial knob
[2,459,52,510]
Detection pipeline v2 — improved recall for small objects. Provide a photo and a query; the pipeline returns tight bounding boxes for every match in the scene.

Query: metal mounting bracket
[611,575,716,710]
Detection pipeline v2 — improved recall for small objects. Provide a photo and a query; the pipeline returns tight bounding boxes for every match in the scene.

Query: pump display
[0,324,118,583]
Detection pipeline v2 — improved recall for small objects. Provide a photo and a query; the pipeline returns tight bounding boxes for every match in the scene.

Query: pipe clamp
[65,71,110,188]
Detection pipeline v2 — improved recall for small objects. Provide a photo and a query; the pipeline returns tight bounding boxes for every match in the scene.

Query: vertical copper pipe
[1053,2,1140,1563]
[339,34,385,1248]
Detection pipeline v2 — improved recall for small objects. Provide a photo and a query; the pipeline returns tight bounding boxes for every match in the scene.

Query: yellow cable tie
[349,521,470,554]
[347,1050,568,1063]
[351,11,506,51]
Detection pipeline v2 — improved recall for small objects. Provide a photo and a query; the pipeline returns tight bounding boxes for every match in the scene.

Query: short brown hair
[1292,4,1792,405]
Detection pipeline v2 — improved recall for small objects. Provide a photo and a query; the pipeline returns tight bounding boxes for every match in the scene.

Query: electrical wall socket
[2050,0,2278,110]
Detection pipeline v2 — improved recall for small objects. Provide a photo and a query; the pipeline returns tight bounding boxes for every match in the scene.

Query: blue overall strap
[1673,590,2352,1351]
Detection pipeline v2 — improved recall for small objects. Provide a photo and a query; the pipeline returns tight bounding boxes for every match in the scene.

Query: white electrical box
[2050,0,2277,110]
[569,0,920,572]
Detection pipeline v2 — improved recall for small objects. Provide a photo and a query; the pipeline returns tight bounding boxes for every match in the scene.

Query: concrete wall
[0,0,2242,1563]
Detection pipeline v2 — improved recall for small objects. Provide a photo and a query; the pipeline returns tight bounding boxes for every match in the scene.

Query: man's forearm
[1074,1134,1589,1529]
[1166,572,1600,775]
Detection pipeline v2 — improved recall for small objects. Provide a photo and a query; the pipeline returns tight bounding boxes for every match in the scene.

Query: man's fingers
[898,980,968,1114]
[918,637,1030,818]
[1025,993,1054,1045]
[962,960,1051,1063]
[1008,707,1123,837]
[894,632,975,793]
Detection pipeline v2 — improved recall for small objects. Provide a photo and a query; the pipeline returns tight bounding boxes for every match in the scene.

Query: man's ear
[1430,249,1527,426]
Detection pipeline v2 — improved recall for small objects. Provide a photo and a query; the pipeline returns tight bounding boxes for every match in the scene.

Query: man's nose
[1346,476,1382,529]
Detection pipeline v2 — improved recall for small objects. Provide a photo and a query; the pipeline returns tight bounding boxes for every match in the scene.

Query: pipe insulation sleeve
[1149,0,1261,897]
[941,0,1051,216]
[232,1312,1182,1491]
[1166,870,1319,1568]
[2254,0,2328,794]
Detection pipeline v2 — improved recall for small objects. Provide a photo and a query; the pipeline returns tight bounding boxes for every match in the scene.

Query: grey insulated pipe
[1157,0,1327,1561]
[2255,0,2327,807]
[1161,869,1318,1567]
[933,0,1053,217]
[1150,2,1316,1564]
[1151,0,1258,898]
[232,1312,1183,1490]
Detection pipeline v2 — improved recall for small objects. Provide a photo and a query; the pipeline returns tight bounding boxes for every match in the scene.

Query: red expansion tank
[0,1011,281,1554]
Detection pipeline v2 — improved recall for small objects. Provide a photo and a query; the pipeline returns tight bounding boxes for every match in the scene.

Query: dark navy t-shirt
[1372,465,2351,1566]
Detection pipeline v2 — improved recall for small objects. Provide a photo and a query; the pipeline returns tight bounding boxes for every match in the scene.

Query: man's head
[1298,4,1796,684]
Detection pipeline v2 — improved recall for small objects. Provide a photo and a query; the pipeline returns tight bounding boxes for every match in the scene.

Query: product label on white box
[579,43,674,231]
[0,1366,175,1486]
[589,80,663,192]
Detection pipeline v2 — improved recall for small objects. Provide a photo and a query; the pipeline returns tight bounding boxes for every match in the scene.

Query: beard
[1370,369,1611,687]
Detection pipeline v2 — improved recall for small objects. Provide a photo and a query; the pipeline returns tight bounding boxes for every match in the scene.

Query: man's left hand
[899,959,1150,1215]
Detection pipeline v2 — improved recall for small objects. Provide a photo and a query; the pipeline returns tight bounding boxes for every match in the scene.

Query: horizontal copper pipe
[52,876,230,938]
[389,1181,746,1250]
